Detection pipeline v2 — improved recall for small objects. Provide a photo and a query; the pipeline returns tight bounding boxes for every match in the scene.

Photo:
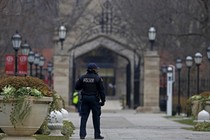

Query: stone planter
[0,96,52,136]
[191,100,210,118]
[191,100,202,118]
[204,101,210,114]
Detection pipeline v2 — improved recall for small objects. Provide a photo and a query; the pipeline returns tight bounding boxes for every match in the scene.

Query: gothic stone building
[53,0,160,112]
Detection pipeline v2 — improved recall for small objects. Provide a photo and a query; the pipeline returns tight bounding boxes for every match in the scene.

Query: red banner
[18,55,28,75]
[5,55,15,75]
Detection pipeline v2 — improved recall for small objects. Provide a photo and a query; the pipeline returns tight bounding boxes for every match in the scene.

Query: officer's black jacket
[75,70,106,103]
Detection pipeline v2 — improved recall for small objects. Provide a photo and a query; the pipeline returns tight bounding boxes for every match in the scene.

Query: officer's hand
[99,102,105,106]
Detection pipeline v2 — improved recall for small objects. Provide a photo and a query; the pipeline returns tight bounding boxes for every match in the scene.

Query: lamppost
[148,26,156,51]
[206,47,210,90]
[185,56,193,98]
[21,40,30,55]
[28,51,34,76]
[59,25,67,50]
[194,52,202,94]
[39,55,45,79]
[207,47,210,60]
[47,61,53,88]
[160,64,167,111]
[34,53,40,77]
[11,31,22,75]
[176,58,182,115]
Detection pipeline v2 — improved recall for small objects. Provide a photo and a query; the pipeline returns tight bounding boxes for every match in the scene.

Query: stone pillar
[115,56,127,99]
[53,55,70,106]
[136,51,160,112]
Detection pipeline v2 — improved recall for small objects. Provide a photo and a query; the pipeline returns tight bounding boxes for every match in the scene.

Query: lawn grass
[165,115,195,125]
[173,118,195,130]
[174,118,196,126]
[165,116,196,130]
[166,116,210,131]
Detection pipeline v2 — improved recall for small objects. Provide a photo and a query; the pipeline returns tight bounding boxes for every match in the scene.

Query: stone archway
[53,36,160,112]
[69,36,137,108]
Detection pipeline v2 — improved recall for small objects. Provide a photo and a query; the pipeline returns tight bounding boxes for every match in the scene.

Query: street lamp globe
[39,55,45,67]
[21,40,31,55]
[194,52,202,94]
[59,25,67,41]
[11,31,22,51]
[186,56,193,100]
[11,30,22,75]
[148,27,156,41]
[34,53,40,66]
[148,27,156,51]
[34,52,40,77]
[59,25,67,50]
[28,51,35,64]
[206,47,210,60]
[28,51,34,76]
[194,52,202,65]
[167,66,173,74]
[47,61,53,73]
[161,65,168,74]
[39,55,45,79]
[175,58,182,115]
[47,61,53,88]
[186,56,193,68]
[176,58,182,70]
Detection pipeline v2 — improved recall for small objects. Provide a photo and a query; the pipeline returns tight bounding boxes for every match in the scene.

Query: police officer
[75,63,106,139]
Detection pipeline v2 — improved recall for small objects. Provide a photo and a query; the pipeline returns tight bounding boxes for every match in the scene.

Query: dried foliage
[199,91,210,98]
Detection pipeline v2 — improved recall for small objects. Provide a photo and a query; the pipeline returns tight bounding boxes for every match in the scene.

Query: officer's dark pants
[80,95,101,138]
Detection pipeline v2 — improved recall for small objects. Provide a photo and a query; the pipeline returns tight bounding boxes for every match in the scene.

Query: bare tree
[113,0,210,63]
[2,0,210,77]
[0,0,59,75]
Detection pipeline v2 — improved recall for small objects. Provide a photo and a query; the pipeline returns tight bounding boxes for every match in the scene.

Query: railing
[159,78,210,113]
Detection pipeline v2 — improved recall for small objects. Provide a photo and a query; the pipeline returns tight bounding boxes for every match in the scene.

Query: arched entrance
[69,36,137,108]
[74,47,121,97]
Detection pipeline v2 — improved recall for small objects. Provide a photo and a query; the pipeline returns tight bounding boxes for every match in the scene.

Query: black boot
[95,135,104,139]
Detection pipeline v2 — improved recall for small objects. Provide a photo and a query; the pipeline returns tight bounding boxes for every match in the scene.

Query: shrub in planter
[0,76,60,136]
[0,76,52,97]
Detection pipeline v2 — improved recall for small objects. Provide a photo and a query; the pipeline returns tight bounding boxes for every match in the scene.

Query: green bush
[194,122,210,131]
[61,120,75,137]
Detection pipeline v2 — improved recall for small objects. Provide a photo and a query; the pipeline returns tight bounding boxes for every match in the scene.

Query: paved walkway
[68,110,210,140]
